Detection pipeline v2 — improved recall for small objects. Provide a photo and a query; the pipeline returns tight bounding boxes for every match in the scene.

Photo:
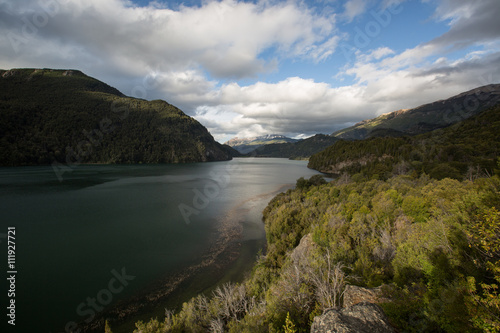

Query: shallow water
[0,158,321,332]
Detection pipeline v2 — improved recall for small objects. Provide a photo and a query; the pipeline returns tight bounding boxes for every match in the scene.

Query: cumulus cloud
[191,77,380,141]
[1,0,499,143]
[429,0,500,50]
[200,49,500,142]
[0,0,336,79]
[199,36,500,141]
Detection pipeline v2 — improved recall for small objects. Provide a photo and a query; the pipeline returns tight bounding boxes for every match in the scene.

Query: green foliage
[379,284,428,332]
[134,318,168,333]
[401,195,429,223]
[296,175,327,190]
[104,320,112,333]
[0,68,231,166]
[264,174,499,332]
[284,312,297,333]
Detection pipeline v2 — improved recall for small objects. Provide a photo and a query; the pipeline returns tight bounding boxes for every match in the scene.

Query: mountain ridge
[225,134,299,154]
[332,83,500,140]
[309,103,500,177]
[0,68,232,167]
[250,134,339,159]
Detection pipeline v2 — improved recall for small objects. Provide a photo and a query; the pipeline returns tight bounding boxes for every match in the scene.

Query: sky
[1,0,500,143]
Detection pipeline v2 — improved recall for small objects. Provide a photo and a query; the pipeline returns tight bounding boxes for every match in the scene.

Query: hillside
[332,84,500,140]
[221,144,243,157]
[0,68,232,167]
[225,134,298,154]
[251,134,339,159]
[309,103,500,178]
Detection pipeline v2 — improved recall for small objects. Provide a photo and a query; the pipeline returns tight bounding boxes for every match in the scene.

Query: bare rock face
[343,285,390,308]
[310,302,396,333]
[290,233,316,264]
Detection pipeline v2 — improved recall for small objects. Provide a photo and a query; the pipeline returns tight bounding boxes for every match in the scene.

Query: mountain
[0,68,232,166]
[309,103,500,177]
[251,134,339,159]
[225,134,299,154]
[221,144,243,157]
[332,84,500,140]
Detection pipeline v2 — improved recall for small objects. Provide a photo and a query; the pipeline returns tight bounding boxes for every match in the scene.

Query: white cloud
[367,47,394,60]
[343,0,369,23]
[209,52,499,140]
[187,77,377,140]
[1,0,499,143]
[429,0,500,50]
[0,0,336,80]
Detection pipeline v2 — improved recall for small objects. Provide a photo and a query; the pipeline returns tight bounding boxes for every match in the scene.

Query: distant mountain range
[225,134,298,154]
[0,68,233,167]
[251,134,339,159]
[226,84,500,160]
[332,84,500,140]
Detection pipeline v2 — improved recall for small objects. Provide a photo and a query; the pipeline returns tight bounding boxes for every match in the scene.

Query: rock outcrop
[342,285,391,308]
[311,284,395,332]
[290,233,316,264]
[291,234,396,333]
[310,302,396,333]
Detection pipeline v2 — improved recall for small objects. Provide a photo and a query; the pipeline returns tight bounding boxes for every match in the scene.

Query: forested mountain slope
[0,68,232,166]
[309,104,500,179]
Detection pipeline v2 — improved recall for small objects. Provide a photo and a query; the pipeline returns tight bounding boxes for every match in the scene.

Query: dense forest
[0,68,232,167]
[119,103,500,332]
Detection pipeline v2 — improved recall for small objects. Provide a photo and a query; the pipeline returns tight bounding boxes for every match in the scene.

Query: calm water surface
[0,158,320,332]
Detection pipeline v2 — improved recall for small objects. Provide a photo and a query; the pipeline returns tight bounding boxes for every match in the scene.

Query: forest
[124,103,500,332]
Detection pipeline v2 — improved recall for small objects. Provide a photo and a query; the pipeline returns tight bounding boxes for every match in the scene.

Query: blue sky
[1,0,500,142]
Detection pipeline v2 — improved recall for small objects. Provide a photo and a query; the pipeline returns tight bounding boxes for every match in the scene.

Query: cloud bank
[1,0,499,142]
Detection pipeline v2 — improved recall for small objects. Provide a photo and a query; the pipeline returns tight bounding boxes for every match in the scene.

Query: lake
[0,158,321,332]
